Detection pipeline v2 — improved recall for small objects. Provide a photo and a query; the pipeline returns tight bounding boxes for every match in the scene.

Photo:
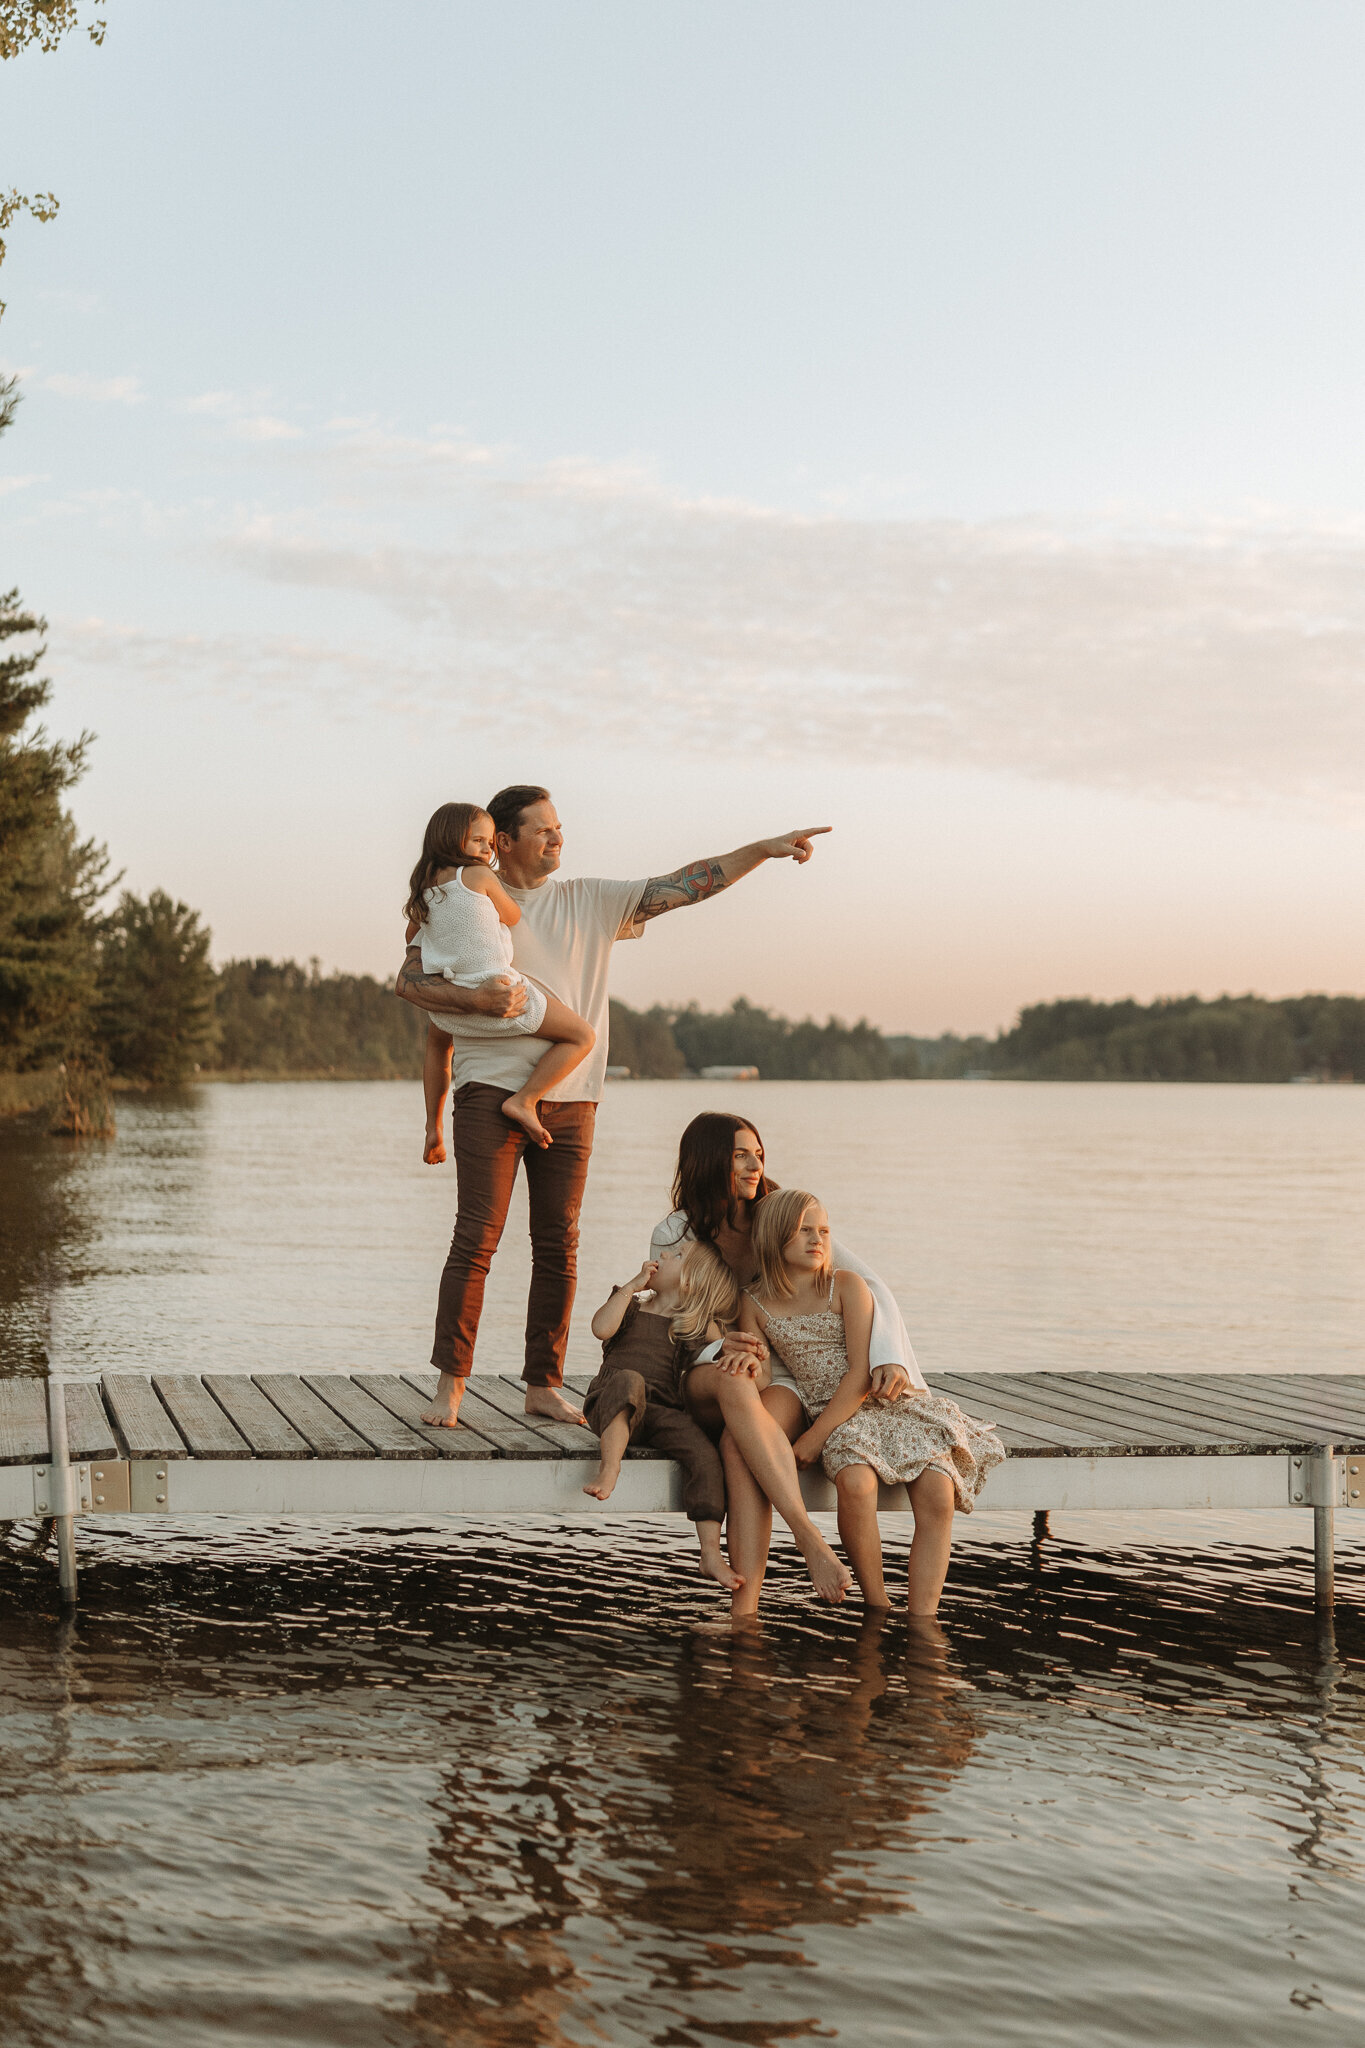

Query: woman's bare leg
[685,1365,849,1604]
[834,1463,890,1608]
[906,1466,956,1615]
[720,1387,805,1622]
[423,1023,453,1164]
[501,995,595,1150]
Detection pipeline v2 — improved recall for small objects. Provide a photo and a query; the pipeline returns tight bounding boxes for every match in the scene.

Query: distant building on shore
[604,1065,632,1080]
[699,1065,760,1081]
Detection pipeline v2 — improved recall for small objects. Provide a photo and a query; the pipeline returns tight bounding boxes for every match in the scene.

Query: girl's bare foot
[421,1375,464,1427]
[698,1543,745,1593]
[501,1095,551,1148]
[583,1461,621,1501]
[797,1532,853,1604]
[423,1129,446,1165]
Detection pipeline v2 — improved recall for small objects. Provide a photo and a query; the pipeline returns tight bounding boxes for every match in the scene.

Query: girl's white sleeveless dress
[420,871,549,1039]
[760,1301,1005,1509]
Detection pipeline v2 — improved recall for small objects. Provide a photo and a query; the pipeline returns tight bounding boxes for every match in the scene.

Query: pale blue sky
[2,1,1363,1031]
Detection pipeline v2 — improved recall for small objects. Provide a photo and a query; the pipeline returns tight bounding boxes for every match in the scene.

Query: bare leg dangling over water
[687,1367,851,1609]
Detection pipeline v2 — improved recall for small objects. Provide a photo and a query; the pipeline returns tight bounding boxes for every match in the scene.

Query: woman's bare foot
[421,1374,464,1427]
[525,1386,589,1426]
[796,1531,853,1604]
[501,1095,551,1148]
[423,1129,446,1165]
[698,1541,745,1593]
[583,1459,621,1501]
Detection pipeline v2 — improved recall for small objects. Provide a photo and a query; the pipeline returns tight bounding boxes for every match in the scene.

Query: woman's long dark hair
[404,802,489,928]
[671,1111,777,1246]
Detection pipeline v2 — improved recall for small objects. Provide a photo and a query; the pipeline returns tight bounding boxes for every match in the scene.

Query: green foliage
[605,996,919,1081]
[97,891,217,1083]
[211,958,426,1078]
[0,564,109,1071]
[606,999,685,1078]
[990,994,1364,1082]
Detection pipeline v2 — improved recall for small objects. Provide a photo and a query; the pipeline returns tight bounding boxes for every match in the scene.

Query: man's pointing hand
[760,827,832,865]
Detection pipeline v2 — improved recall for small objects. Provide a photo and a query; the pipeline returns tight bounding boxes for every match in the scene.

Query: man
[396,784,830,1428]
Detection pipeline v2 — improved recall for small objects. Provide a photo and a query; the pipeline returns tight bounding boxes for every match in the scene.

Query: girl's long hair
[404,802,490,928]
[752,1187,826,1302]
[670,1111,777,1245]
[670,1241,740,1347]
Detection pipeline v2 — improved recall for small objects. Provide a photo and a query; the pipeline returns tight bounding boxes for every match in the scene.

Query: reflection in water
[0,1522,1361,2047]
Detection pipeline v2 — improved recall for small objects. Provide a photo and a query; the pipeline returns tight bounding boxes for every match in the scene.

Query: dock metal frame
[5,1370,1362,1611]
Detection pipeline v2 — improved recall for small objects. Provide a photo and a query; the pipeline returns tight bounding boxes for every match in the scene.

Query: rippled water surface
[2,1081,1364,2045]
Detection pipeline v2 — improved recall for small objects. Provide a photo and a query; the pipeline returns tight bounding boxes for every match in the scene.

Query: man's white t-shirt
[443,874,647,1104]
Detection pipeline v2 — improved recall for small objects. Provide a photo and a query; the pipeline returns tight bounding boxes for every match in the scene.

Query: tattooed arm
[395,945,529,1017]
[623,828,831,934]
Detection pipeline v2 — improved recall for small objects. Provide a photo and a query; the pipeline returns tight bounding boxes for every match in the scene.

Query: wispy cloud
[38,370,145,405]
[55,425,1365,811]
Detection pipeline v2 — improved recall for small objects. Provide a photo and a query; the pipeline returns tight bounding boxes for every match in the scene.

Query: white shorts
[433,975,549,1040]
[763,1359,806,1404]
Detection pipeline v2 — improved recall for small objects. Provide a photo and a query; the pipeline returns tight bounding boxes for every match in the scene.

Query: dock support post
[1313,1443,1334,1615]
[44,1376,77,1607]
[1032,1510,1050,1543]
[1314,1504,1334,1613]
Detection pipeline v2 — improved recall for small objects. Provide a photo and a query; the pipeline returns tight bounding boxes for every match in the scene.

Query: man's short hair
[487,785,551,841]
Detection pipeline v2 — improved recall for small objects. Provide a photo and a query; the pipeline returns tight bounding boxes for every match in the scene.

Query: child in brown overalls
[583,1240,743,1593]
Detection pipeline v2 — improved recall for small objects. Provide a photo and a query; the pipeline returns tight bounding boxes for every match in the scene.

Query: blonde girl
[405,802,594,1155]
[742,1190,1005,1615]
[584,1241,743,1592]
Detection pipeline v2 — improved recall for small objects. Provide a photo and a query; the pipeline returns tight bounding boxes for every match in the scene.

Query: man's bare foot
[525,1386,589,1426]
[501,1096,551,1148]
[582,1461,621,1501]
[797,1532,853,1604]
[423,1130,446,1165]
[421,1376,465,1427]
[698,1544,745,1593]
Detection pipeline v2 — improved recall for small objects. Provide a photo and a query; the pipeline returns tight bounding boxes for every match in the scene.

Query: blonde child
[584,1241,744,1593]
[742,1190,1005,1615]
[405,802,594,1155]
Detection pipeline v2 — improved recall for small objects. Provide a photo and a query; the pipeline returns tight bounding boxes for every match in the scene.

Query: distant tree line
[983,994,1364,1083]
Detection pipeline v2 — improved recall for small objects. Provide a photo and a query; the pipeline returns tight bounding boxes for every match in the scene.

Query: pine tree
[0,384,111,1069]
[97,891,218,1083]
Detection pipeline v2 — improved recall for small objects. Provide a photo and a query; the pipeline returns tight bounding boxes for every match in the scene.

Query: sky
[1,0,1363,1034]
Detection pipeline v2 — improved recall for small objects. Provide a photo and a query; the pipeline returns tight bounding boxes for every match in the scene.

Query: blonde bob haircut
[752,1188,830,1302]
[669,1241,741,1347]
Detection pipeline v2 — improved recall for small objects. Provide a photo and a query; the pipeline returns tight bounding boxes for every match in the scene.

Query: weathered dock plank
[0,1378,50,1465]
[254,1374,387,1459]
[102,1375,188,1459]
[349,1372,501,1460]
[62,1382,119,1462]
[298,1374,439,1459]
[1068,1373,1354,1448]
[152,1374,253,1459]
[203,1374,311,1460]
[929,1373,1133,1450]
[401,1372,566,1458]
[941,1370,1247,1453]
[984,1372,1266,1451]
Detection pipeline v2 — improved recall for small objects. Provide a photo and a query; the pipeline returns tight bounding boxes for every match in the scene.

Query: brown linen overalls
[582,1294,726,1525]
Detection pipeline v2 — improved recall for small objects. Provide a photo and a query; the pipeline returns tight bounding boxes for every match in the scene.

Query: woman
[650,1112,922,1617]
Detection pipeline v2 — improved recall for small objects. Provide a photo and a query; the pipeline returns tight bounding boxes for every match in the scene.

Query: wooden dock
[3,1368,1362,1609]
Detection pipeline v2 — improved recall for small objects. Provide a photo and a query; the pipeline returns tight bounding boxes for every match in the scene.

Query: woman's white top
[421,870,519,987]
[649,1209,927,1391]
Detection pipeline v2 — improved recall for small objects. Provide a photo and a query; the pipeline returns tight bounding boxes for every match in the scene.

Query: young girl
[584,1241,744,1594]
[405,802,594,1154]
[742,1189,1005,1615]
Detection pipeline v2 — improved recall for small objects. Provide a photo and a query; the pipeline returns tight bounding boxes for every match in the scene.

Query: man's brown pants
[430,1082,596,1387]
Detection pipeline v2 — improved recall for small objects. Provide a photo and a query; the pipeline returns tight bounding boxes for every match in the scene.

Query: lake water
[2,1080,1364,2047]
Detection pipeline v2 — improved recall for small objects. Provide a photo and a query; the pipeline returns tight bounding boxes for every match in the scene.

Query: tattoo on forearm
[631,858,729,928]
